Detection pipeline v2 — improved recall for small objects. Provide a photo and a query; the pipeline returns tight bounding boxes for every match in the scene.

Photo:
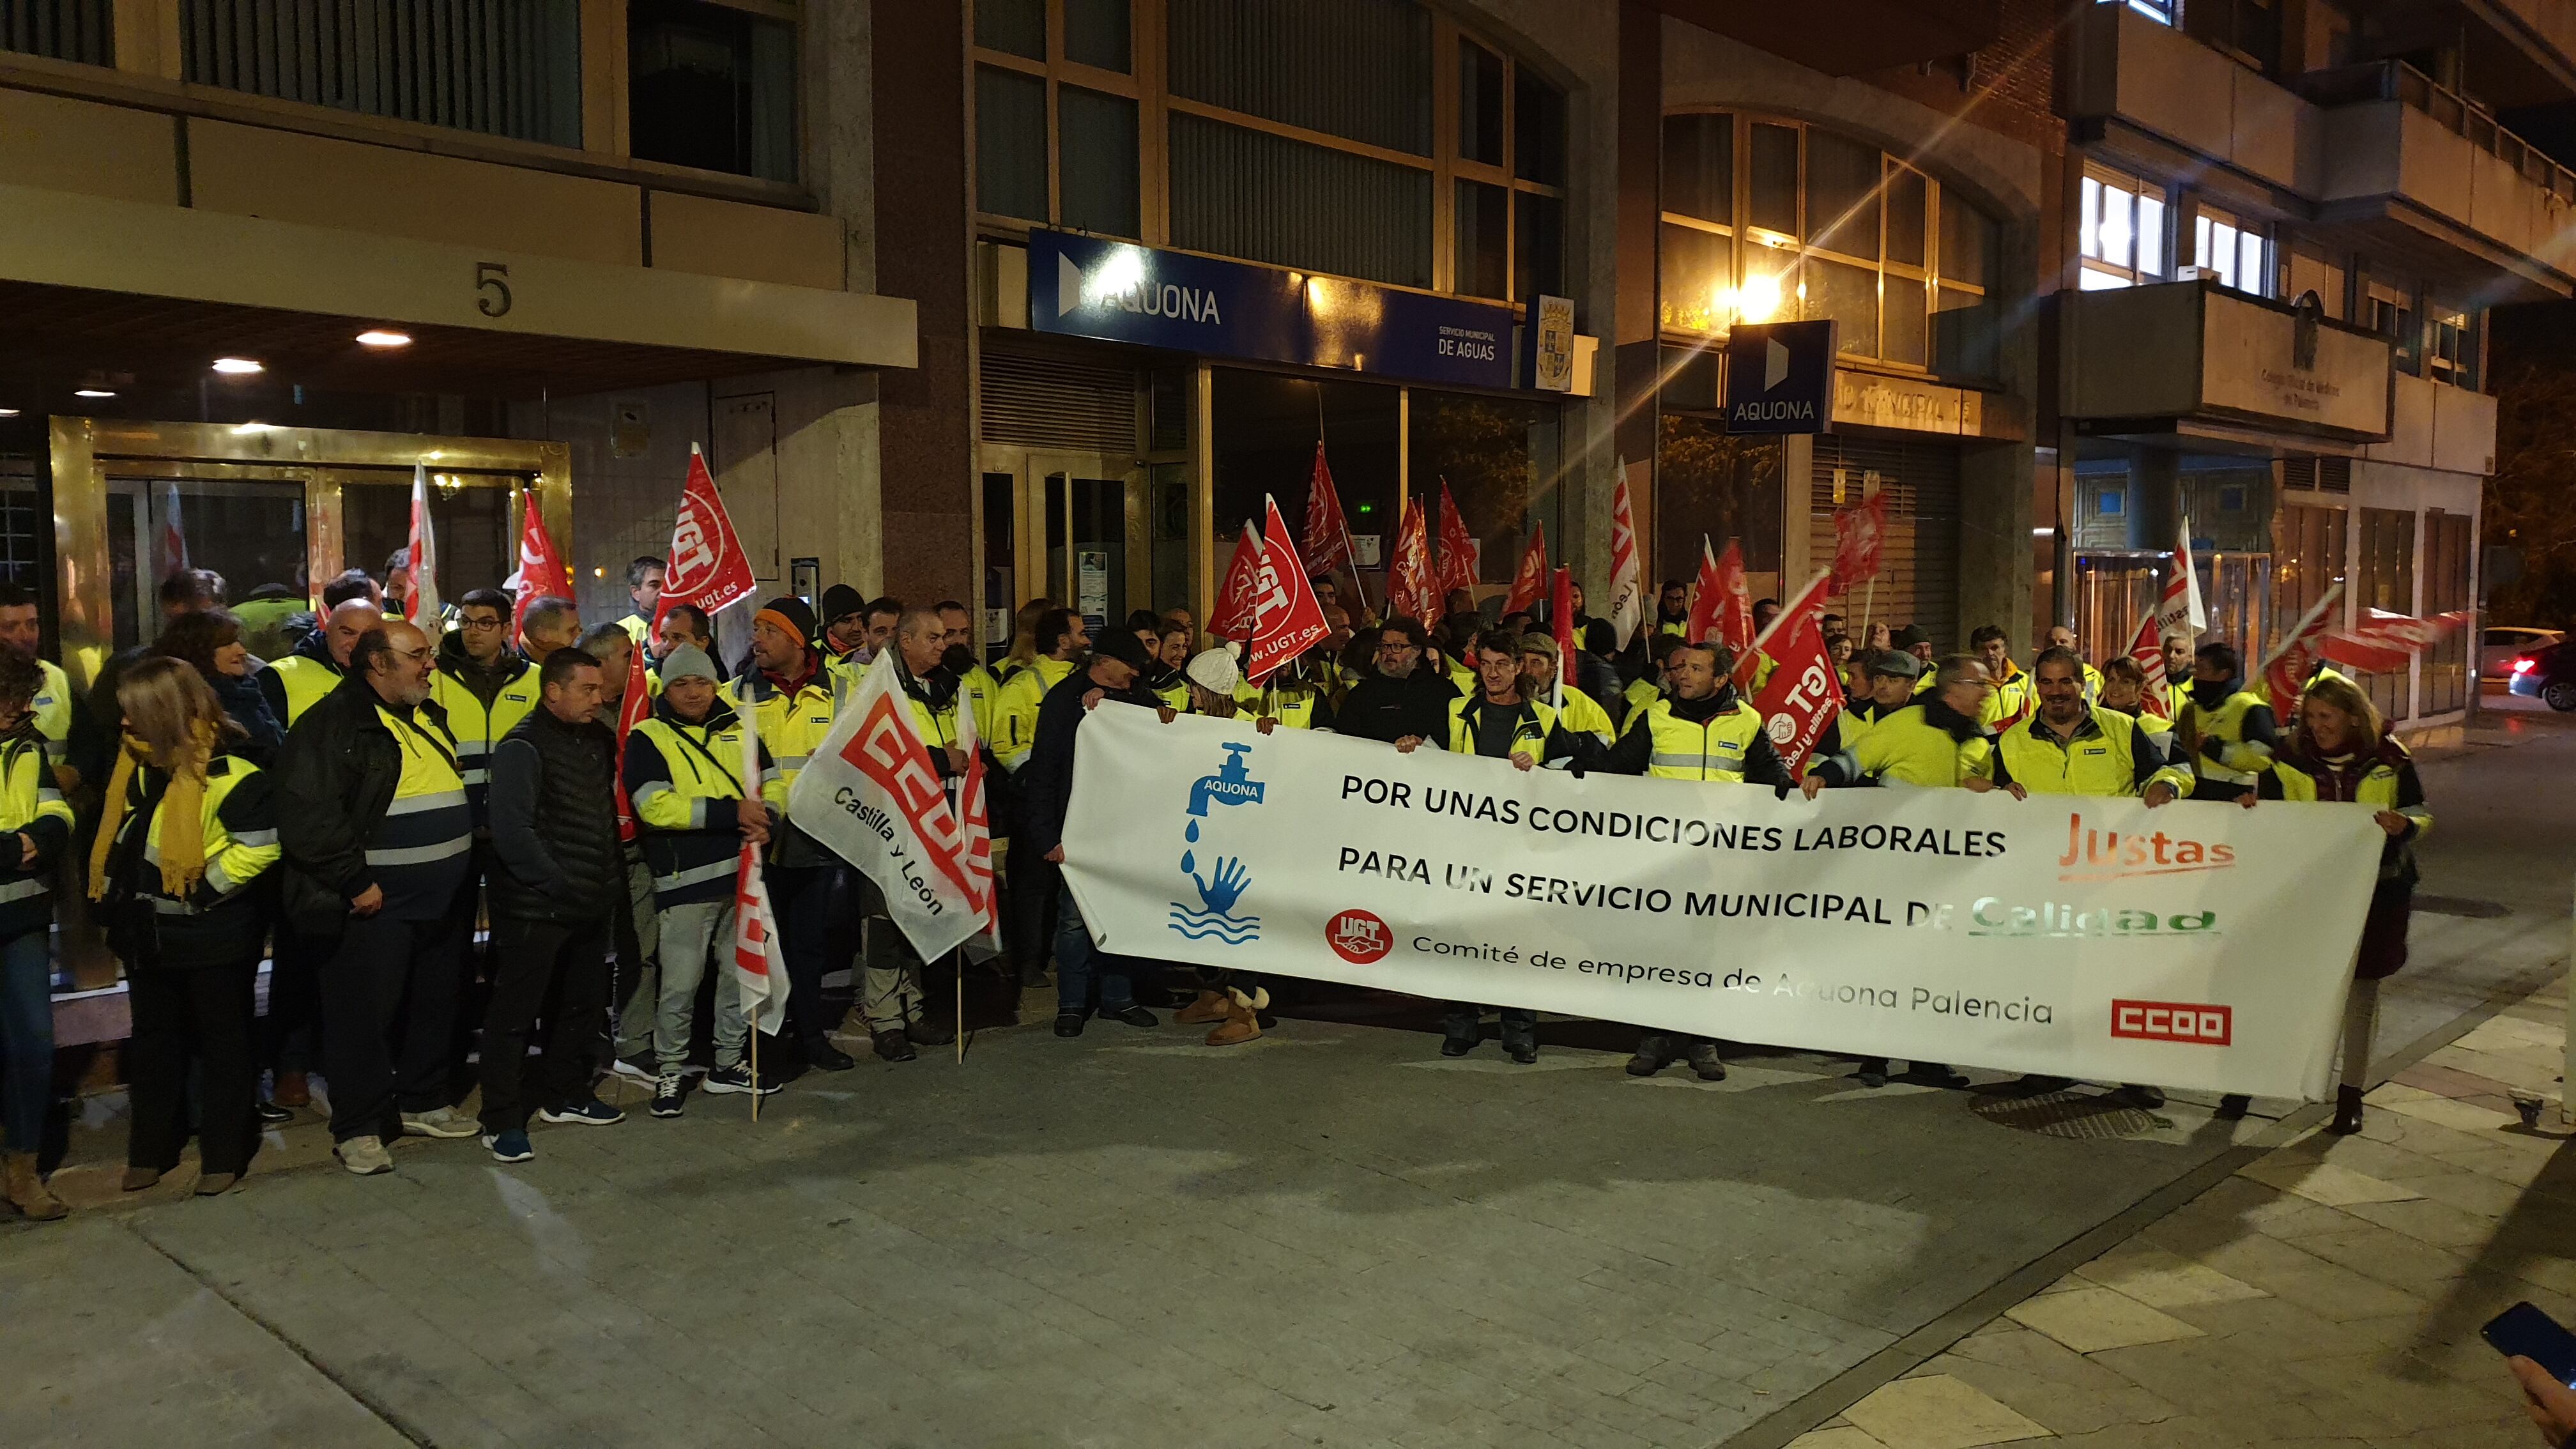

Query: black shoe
[1627,1033,1671,1077]
[256,1099,295,1124]
[1686,1045,1727,1082]
[1856,1057,1889,1089]
[2214,1093,2252,1120]
[907,1019,957,1046]
[2330,1084,2365,1135]
[1103,1006,1157,1029]
[2113,1084,2168,1110]
[1439,1036,1475,1058]
[650,1073,686,1119]
[1054,1011,1085,1038]
[1913,1063,1972,1089]
[804,1040,857,1072]
[2015,1073,2074,1096]
[1625,1052,1667,1077]
[872,1030,917,1063]
[1506,1041,1538,1065]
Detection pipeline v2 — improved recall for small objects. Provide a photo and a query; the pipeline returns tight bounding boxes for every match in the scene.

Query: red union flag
[2259,585,2342,723]
[1247,496,1331,684]
[1606,465,1643,647]
[656,443,757,626]
[786,651,983,962]
[1434,479,1478,604]
[1389,498,1441,625]
[504,489,571,634]
[612,634,652,843]
[2151,515,2207,646]
[1209,524,1263,641]
[1746,572,1842,775]
[2126,613,2171,719]
[730,840,791,1033]
[1830,492,1887,594]
[2322,607,2473,675]
[1301,441,1354,576]
[1551,565,1577,689]
[1501,525,1549,615]
[1689,536,1754,650]
[404,463,442,631]
[951,664,1000,951]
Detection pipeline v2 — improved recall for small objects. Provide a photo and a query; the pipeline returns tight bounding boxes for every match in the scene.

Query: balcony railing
[2297,59,2576,205]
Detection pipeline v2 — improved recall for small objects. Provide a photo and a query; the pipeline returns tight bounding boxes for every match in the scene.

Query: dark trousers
[0,927,53,1152]
[258,928,324,1080]
[447,841,497,1080]
[479,916,610,1133]
[1443,1003,1536,1048]
[1007,854,1060,985]
[319,912,467,1144]
[126,958,261,1176]
[773,863,860,1047]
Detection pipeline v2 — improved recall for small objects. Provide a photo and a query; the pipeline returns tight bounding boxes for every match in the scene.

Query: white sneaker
[399,1106,480,1140]
[335,1135,394,1176]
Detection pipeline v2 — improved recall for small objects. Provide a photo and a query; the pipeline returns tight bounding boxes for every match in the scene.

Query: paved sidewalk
[1795,974,2575,1449]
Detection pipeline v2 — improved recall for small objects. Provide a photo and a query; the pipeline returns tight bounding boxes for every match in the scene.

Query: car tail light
[2513,656,2538,674]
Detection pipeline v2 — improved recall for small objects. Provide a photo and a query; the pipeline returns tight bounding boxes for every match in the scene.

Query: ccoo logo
[2110,999,2233,1046]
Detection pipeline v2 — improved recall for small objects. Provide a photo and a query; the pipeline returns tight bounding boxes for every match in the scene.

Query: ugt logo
[1169,741,1264,946]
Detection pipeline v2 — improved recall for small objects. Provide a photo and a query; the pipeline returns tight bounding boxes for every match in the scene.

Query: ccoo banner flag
[1059,707,2386,1100]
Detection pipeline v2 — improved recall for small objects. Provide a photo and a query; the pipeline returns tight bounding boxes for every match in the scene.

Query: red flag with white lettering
[1746,572,1842,776]
[1209,523,1263,641]
[1501,525,1549,616]
[1606,467,1643,648]
[1300,441,1354,576]
[731,841,791,1034]
[2321,607,2474,674]
[1389,498,1442,625]
[2259,585,2342,723]
[503,490,572,634]
[656,444,758,627]
[1830,492,1887,594]
[1246,496,1331,684]
[1434,479,1478,604]
[612,634,652,843]
[2126,613,2171,719]
[952,665,1000,950]
[1551,566,1577,690]
[1687,536,1755,650]
[403,463,441,631]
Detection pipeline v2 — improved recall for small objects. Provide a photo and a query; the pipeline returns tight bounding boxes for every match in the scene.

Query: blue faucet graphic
[1188,743,1266,818]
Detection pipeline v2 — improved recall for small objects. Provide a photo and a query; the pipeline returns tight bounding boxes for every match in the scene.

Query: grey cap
[658,643,719,686]
[1869,649,1922,680]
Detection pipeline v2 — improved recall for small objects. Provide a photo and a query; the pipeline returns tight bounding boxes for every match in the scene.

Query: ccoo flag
[788,650,985,962]
[729,688,790,1032]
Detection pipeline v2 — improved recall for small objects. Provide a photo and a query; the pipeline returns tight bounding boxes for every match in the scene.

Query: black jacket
[273,675,452,937]
[206,670,286,767]
[1338,669,1459,746]
[487,705,622,923]
[1020,666,1156,860]
[434,628,532,711]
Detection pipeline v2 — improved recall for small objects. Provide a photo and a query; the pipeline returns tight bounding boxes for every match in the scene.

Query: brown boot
[4,1152,66,1222]
[1205,988,1265,1046]
[1175,990,1231,1025]
[272,1071,310,1108]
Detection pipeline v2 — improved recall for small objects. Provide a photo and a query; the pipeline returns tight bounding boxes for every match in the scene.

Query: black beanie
[818,584,865,625]
[1092,627,1154,671]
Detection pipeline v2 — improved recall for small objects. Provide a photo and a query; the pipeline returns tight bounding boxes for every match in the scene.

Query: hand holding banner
[656,444,757,627]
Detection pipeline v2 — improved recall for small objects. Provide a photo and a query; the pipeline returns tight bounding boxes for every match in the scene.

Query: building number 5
[476,261,512,318]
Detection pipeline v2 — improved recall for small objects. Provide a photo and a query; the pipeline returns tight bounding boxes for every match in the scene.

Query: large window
[2427,302,2478,390]
[182,0,582,148]
[973,0,1567,301]
[1657,112,2002,381]
[4,1,111,65]
[630,0,798,181]
[2078,165,2166,289]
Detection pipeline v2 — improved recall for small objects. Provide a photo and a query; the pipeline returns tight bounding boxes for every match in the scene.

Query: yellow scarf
[88,723,215,902]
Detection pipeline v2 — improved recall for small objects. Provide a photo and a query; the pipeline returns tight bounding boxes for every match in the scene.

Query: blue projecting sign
[1029,230,1521,392]
[1723,320,1837,434]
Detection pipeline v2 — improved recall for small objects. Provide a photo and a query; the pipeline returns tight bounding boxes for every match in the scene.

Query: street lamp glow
[74,388,116,399]
[355,330,413,348]
[1733,273,1786,324]
[211,357,263,375]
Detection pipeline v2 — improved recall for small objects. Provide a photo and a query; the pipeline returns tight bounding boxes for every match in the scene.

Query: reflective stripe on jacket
[1632,696,1765,781]
[1991,707,2191,799]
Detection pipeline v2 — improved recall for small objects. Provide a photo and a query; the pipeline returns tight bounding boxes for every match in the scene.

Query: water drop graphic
[1185,820,1200,843]
[1181,850,1196,873]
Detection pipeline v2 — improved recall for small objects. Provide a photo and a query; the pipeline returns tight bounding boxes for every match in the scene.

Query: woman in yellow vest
[2253,676,2429,1137]
[91,658,282,1199]
[0,651,74,1220]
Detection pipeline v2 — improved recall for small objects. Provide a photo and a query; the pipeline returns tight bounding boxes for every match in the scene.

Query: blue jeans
[0,927,53,1153]
[1054,884,1133,1017]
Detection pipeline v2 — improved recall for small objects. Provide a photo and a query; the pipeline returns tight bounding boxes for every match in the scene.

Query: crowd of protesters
[0,547,2428,1222]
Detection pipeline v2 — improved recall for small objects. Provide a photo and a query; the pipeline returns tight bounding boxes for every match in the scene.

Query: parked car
[2484,625,2563,679]
[2508,637,2576,712]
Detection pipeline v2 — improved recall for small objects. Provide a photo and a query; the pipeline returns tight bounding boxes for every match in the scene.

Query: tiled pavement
[1793,976,2576,1449]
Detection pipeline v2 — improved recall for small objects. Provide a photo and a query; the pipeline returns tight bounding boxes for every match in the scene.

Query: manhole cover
[2416,895,2510,919]
[1972,1091,2161,1140]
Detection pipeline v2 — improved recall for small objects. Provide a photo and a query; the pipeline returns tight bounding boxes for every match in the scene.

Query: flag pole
[955,947,965,1065]
[749,1002,762,1123]
[2255,583,2343,677]
[1860,577,1876,648]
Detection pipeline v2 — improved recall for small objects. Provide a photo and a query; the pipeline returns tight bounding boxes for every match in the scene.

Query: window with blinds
[1169,112,1434,289]
[3,0,111,65]
[1808,434,1962,650]
[979,348,1141,455]
[181,0,582,148]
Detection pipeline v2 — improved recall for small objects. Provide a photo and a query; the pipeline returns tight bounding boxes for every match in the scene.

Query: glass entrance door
[980,445,1144,647]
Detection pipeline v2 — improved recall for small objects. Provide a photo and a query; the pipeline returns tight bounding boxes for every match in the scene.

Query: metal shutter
[1809,433,1963,652]
[979,348,1140,454]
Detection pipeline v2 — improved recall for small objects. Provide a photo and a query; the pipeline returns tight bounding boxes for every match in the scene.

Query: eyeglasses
[1377,641,1419,654]
[388,646,433,663]
[461,617,503,631]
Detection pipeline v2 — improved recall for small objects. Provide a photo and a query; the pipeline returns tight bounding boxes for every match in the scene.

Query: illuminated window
[2191,204,2271,297]
[2078,165,2165,289]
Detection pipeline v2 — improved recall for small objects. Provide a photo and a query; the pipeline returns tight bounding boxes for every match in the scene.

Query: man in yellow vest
[1600,639,1794,1084]
[1801,654,1998,1091]
[1515,634,1617,746]
[274,618,480,1176]
[0,647,74,1218]
[1818,650,1921,758]
[0,585,79,786]
[429,589,540,818]
[997,608,1087,772]
[2045,624,2104,704]
[257,598,381,731]
[1970,624,2035,732]
[613,556,664,643]
[2177,640,2278,802]
[854,608,969,1064]
[936,599,1002,744]
[727,595,859,1072]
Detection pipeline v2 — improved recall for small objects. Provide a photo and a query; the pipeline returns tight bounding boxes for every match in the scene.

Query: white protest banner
[787,651,983,962]
[1059,707,2388,1100]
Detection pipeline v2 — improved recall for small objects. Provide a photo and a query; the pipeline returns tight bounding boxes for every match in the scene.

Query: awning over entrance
[0,181,916,401]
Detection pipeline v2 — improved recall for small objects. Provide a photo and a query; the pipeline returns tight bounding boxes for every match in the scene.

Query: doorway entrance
[47,418,571,683]
[977,445,1143,650]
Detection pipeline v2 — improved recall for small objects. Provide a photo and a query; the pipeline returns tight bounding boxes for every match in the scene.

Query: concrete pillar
[1957,439,2034,648]
[1603,0,1662,597]
[2125,445,2180,553]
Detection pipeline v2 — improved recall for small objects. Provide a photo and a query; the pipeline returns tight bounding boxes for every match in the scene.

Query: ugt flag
[1746,572,1842,775]
[1209,523,1262,641]
[1502,525,1549,616]
[657,443,757,626]
[788,650,985,962]
[1246,495,1331,685]
[504,489,571,634]
[1605,463,1644,647]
